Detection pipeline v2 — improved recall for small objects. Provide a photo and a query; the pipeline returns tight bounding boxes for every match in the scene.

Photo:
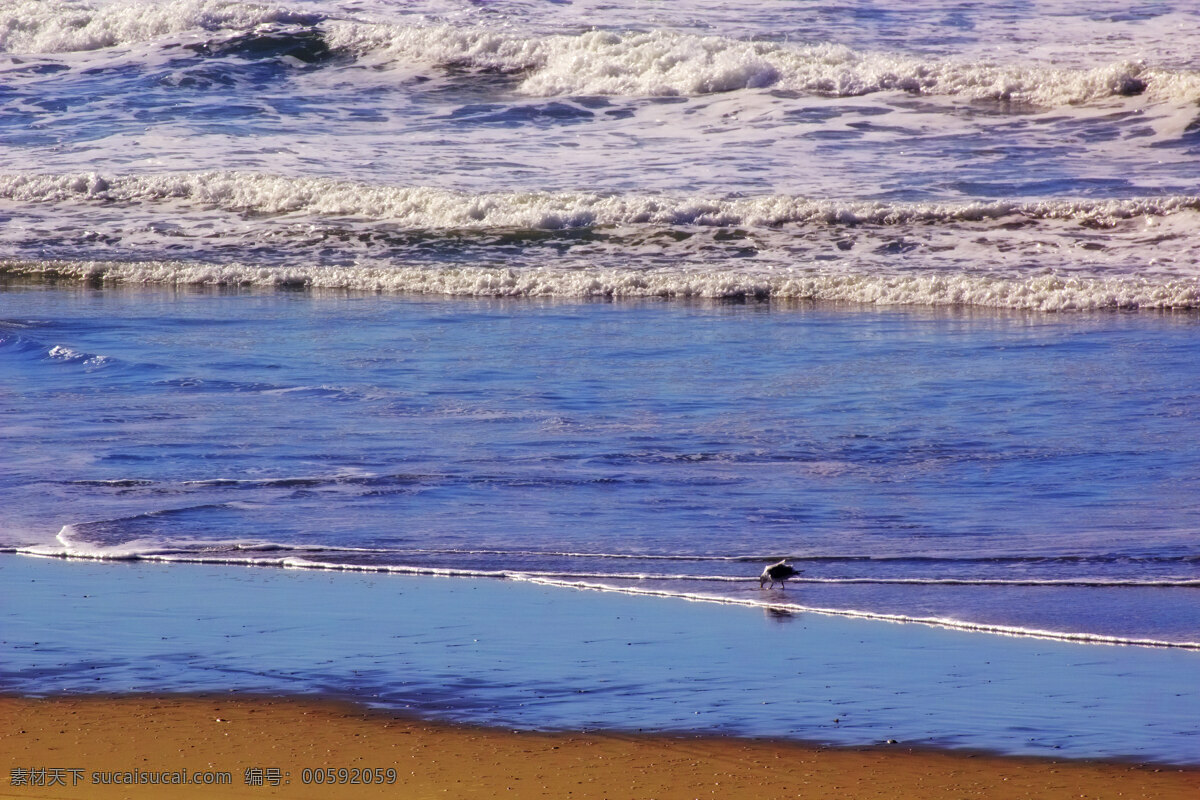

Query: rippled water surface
[1,0,1199,695]
[0,0,1199,307]
[3,287,1198,647]
[7,556,1199,763]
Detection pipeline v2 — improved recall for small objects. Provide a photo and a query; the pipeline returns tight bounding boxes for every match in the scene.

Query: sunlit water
[3,287,1197,647]
[1,0,1199,754]
[6,556,1199,763]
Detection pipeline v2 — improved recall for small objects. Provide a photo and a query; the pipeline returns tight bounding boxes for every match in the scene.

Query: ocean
[1,0,1198,761]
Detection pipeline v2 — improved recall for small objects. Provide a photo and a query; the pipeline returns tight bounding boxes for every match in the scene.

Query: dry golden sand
[2,696,1196,800]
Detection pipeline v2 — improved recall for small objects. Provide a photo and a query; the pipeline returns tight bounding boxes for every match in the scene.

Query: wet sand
[2,695,1197,799]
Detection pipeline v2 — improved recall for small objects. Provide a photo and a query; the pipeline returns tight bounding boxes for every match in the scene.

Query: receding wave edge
[9,547,1198,650]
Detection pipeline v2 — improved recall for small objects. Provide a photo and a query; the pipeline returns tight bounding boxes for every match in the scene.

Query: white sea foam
[15,544,1197,649]
[393,548,757,561]
[363,548,1200,566]
[326,22,1200,105]
[24,522,1200,647]
[0,0,316,54]
[19,524,164,559]
[515,576,1200,650]
[46,344,84,360]
[45,344,110,366]
[27,532,1199,588]
[22,525,398,561]
[797,577,1200,587]
[25,544,1200,590]
[5,258,1199,312]
[3,172,1198,229]
[10,172,1200,311]
[6,1,1198,106]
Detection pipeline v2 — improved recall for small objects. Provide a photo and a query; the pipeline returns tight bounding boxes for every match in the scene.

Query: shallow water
[2,286,1197,647]
[5,556,1198,764]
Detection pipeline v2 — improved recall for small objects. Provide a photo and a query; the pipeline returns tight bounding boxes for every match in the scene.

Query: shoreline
[12,551,1198,652]
[4,554,1199,766]
[3,694,1198,800]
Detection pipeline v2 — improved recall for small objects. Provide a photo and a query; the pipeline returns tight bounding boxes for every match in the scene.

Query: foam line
[7,3,1200,106]
[38,528,1200,569]
[13,547,1198,649]
[0,0,319,54]
[372,548,1200,565]
[4,172,1199,228]
[15,547,1198,588]
[516,576,1200,650]
[5,257,1199,312]
[326,22,1200,105]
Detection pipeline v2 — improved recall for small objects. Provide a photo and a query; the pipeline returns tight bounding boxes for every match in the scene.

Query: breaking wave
[327,22,1200,105]
[4,258,1199,312]
[4,1,1199,106]
[0,0,318,54]
[4,171,1200,229]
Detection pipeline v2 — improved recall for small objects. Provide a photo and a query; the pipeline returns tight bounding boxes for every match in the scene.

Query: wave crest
[0,0,318,54]
[4,171,1199,229]
[5,258,1199,311]
[5,3,1198,106]
[327,23,1200,104]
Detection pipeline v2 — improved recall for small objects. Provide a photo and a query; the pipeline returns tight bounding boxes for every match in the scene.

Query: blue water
[1,0,1199,763]
[1,286,1197,647]
[5,556,1199,764]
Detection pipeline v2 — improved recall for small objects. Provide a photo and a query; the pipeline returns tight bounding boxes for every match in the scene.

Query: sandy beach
[3,695,1197,800]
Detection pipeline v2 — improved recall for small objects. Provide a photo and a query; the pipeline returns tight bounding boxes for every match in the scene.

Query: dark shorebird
[759,559,799,589]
